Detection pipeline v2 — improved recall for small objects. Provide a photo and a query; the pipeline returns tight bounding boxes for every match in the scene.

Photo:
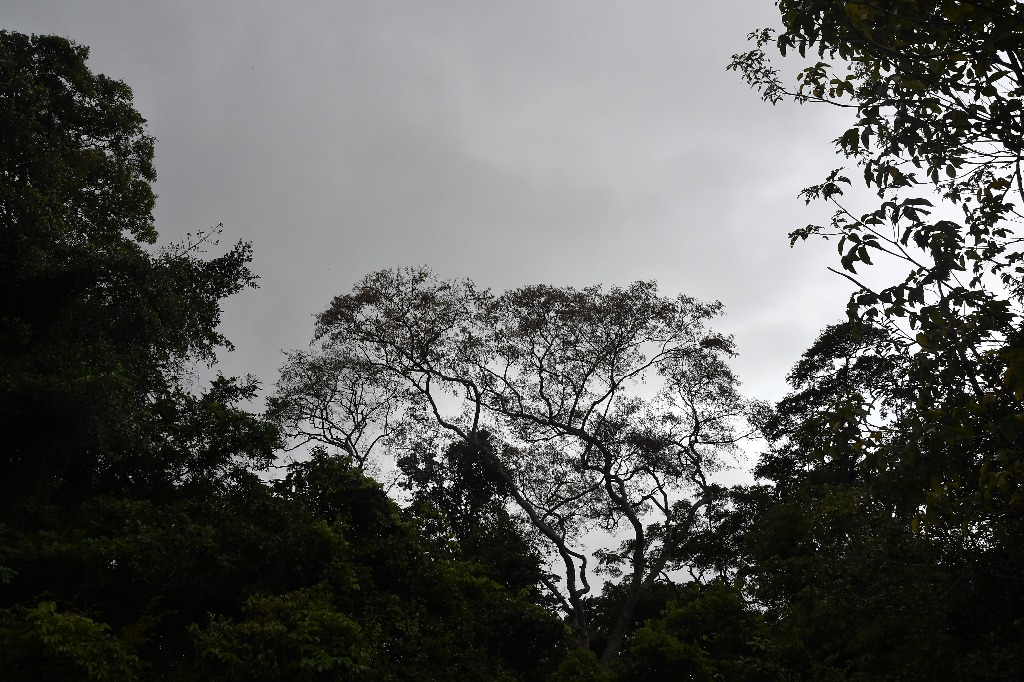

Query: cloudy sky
[7,1,859,413]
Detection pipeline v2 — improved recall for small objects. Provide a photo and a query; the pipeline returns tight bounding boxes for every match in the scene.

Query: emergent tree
[274,266,751,667]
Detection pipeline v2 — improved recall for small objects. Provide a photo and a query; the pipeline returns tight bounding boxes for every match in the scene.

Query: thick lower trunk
[597,574,644,668]
[573,609,591,651]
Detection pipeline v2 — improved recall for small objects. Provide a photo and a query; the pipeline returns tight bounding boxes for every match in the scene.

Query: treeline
[2,1,1024,679]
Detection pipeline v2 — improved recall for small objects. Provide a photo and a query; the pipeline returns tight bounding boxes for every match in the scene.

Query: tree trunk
[598,573,645,668]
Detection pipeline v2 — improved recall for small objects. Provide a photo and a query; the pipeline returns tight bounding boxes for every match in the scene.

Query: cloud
[6,0,858,408]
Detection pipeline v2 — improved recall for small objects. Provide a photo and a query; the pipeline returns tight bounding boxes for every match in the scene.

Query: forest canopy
[3,1,1024,678]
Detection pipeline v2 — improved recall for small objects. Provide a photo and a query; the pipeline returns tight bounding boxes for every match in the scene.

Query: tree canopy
[721,2,1024,678]
[6,4,1024,677]
[731,1,1024,524]
[0,31,270,513]
[274,267,751,665]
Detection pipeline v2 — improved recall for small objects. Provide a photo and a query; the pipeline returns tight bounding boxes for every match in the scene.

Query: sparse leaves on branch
[730,1,1024,522]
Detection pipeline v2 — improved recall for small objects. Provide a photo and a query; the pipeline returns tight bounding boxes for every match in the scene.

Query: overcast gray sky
[6,1,858,410]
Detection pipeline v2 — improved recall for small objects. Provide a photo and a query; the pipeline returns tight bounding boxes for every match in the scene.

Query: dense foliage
[5,0,1024,676]
[725,1,1024,679]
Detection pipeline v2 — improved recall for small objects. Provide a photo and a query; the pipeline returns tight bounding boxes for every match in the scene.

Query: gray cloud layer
[6,1,859,406]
